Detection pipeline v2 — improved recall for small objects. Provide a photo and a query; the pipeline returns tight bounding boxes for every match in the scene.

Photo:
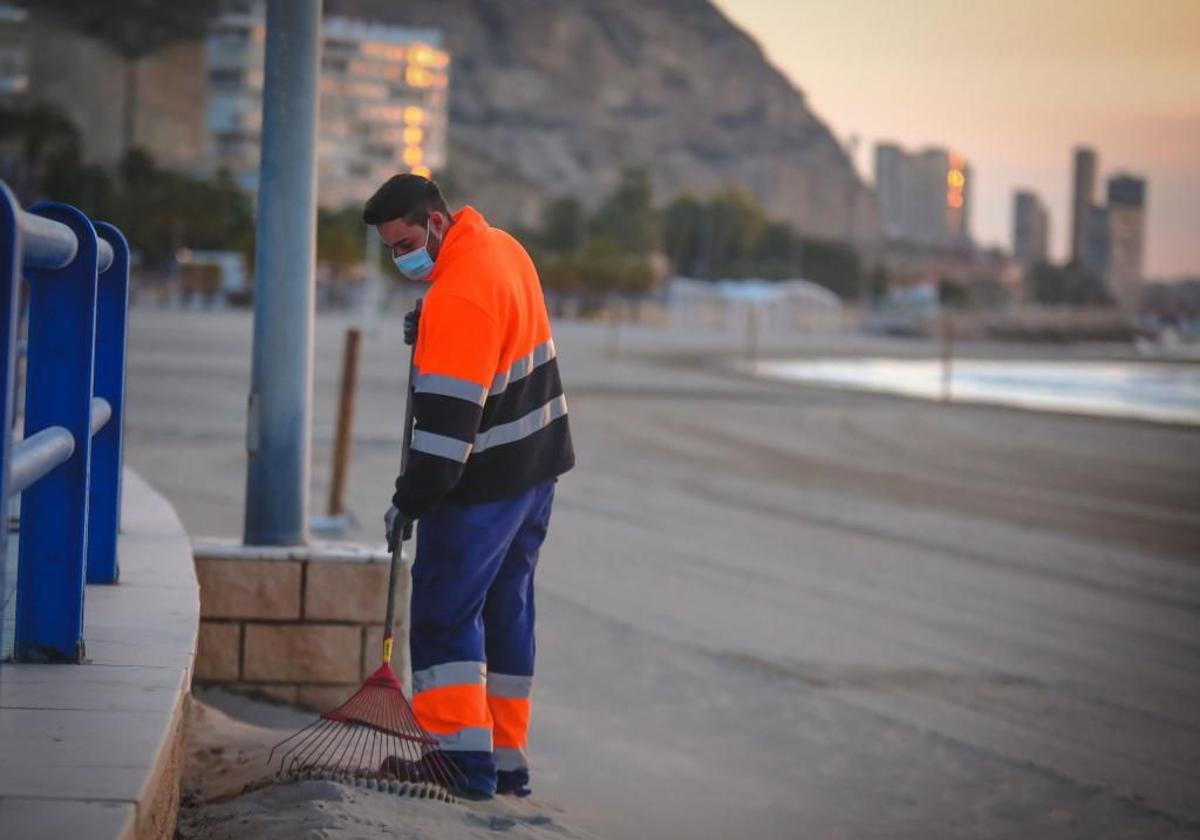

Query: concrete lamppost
[244,0,322,546]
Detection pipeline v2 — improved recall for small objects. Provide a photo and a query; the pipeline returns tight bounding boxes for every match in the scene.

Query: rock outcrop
[331,0,878,242]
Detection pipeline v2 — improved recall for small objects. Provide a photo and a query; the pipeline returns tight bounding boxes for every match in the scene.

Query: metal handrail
[20,207,114,273]
[9,398,111,496]
[1,181,131,662]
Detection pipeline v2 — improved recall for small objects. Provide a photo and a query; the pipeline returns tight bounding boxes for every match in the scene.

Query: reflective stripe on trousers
[412,660,494,753]
[495,745,530,772]
[488,671,532,768]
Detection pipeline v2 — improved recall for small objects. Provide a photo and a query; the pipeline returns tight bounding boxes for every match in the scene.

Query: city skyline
[713,0,1200,278]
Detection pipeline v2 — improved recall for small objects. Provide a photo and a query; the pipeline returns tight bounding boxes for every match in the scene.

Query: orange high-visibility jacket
[393,206,574,518]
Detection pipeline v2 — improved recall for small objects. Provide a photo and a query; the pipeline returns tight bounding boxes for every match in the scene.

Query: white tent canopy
[666,277,845,332]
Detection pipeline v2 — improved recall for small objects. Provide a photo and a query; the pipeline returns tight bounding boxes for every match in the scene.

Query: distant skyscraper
[1012,190,1049,268]
[1081,204,1110,282]
[874,143,904,240]
[1106,174,1147,308]
[1069,146,1097,264]
[946,151,971,247]
[873,142,971,248]
[206,6,449,208]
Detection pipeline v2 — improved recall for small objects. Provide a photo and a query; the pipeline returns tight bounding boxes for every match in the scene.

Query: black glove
[384,505,413,552]
[403,307,420,346]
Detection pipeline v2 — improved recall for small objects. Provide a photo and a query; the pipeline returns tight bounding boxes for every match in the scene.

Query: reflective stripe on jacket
[393,206,574,518]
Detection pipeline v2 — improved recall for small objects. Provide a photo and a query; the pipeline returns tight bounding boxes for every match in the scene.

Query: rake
[269,299,460,799]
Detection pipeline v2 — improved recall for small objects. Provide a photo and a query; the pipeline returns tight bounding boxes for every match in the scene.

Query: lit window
[403,106,425,125]
[406,65,433,88]
[403,146,424,166]
[403,126,424,145]
[407,44,436,66]
[411,165,432,178]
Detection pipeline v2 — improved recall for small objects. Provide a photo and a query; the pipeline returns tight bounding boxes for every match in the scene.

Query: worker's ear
[430,211,448,238]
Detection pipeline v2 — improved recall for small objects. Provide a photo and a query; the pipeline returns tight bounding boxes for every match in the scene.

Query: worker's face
[377,210,448,262]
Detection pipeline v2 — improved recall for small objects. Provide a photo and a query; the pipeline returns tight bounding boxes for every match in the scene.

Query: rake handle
[383,297,422,670]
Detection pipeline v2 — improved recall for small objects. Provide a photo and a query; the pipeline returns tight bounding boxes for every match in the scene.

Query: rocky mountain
[335,0,878,242]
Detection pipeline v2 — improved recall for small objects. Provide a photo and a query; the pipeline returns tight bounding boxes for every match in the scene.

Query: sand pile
[178,698,594,840]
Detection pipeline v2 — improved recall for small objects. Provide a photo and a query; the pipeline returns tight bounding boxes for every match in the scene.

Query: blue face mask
[392,220,437,281]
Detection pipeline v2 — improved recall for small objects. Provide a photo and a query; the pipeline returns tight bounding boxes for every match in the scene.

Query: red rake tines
[268,663,462,798]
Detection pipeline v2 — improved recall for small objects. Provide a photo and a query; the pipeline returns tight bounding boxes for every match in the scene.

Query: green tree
[538,251,582,297]
[107,149,253,268]
[657,185,866,297]
[318,206,366,272]
[536,238,655,312]
[538,195,586,255]
[752,221,799,279]
[705,186,768,278]
[795,237,861,299]
[2,105,264,273]
[589,167,659,256]
[0,103,85,202]
[661,193,705,277]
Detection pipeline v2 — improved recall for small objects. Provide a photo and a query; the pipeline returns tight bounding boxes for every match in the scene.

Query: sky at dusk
[712,0,1200,278]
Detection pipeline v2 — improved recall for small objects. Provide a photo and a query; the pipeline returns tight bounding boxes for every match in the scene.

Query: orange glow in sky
[712,0,1200,276]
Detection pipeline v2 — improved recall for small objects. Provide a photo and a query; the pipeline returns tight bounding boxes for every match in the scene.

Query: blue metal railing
[0,180,130,663]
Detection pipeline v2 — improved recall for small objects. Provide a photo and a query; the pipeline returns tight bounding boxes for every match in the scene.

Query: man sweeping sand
[368,174,574,800]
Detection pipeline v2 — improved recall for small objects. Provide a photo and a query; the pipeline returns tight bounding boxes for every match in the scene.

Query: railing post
[0,184,22,667]
[87,222,130,584]
[15,202,100,662]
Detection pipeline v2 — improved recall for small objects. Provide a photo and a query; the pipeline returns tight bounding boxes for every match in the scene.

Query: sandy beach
[124,309,1200,839]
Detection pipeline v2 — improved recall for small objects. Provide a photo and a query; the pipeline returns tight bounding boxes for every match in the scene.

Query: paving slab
[0,664,188,713]
[0,798,134,840]
[0,469,197,839]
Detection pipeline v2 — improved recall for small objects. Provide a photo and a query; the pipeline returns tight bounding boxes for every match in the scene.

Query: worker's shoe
[495,769,531,797]
[440,751,497,800]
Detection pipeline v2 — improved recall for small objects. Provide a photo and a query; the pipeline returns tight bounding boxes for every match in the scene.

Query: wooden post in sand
[328,326,361,517]
[940,316,955,402]
[605,294,621,358]
[747,303,761,369]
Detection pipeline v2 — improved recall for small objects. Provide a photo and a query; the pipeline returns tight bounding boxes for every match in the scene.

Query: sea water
[751,358,1200,425]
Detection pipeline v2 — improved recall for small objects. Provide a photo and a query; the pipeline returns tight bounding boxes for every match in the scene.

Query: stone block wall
[192,541,396,712]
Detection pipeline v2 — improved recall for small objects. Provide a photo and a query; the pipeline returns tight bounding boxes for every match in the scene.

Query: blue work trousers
[411,479,554,796]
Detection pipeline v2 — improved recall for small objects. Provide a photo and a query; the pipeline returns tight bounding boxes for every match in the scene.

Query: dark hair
[362,174,450,225]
